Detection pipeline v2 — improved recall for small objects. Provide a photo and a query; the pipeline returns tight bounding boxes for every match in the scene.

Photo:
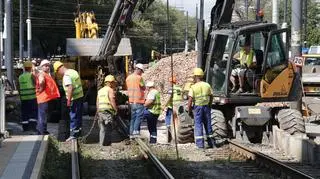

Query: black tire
[211,109,228,139]
[278,109,305,134]
[172,110,194,144]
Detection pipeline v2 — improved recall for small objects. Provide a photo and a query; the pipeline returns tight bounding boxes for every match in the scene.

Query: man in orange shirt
[126,63,145,138]
[36,59,60,135]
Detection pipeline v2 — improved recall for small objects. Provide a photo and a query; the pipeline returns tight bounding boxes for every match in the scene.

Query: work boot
[22,124,29,132]
[236,88,245,94]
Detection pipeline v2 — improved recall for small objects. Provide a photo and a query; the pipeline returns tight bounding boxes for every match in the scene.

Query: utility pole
[0,0,3,69]
[184,11,188,53]
[195,4,198,51]
[291,0,302,111]
[256,0,260,21]
[197,0,204,68]
[27,0,32,60]
[272,0,279,26]
[5,0,13,85]
[303,0,307,47]
[245,0,248,20]
[281,0,288,43]
[19,0,23,62]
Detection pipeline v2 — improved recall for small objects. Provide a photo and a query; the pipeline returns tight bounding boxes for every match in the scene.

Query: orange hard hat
[169,76,177,83]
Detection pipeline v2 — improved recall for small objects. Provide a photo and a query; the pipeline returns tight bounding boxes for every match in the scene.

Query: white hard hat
[40,59,50,67]
[146,81,154,87]
[135,63,144,72]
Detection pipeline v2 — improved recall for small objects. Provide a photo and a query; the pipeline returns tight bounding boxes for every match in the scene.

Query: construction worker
[126,63,145,138]
[164,75,183,142]
[187,68,215,149]
[230,36,256,93]
[144,81,161,143]
[96,75,118,146]
[18,61,38,132]
[36,60,60,135]
[54,61,84,141]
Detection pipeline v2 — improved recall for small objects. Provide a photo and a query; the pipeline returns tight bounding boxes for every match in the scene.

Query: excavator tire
[171,106,194,144]
[278,109,305,135]
[211,109,228,139]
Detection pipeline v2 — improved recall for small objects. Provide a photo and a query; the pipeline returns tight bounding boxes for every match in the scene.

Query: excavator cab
[205,22,300,100]
[201,21,303,143]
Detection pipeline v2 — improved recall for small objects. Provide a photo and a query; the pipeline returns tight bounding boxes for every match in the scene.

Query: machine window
[266,33,286,68]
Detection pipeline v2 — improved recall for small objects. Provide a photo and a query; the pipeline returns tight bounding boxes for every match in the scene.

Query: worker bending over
[19,61,38,132]
[96,75,118,146]
[54,61,84,141]
[144,81,161,144]
[188,68,216,149]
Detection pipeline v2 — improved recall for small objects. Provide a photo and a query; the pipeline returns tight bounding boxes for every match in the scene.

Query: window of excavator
[266,33,286,68]
[207,34,232,92]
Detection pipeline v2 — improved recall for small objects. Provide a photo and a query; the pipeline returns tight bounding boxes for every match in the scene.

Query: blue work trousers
[165,108,172,127]
[129,103,144,136]
[144,109,159,143]
[193,105,214,148]
[37,102,48,134]
[69,97,83,138]
[21,98,38,131]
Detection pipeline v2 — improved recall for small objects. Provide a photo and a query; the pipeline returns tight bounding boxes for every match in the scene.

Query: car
[302,54,320,95]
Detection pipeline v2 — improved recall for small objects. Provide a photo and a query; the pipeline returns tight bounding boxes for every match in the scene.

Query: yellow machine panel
[260,62,295,98]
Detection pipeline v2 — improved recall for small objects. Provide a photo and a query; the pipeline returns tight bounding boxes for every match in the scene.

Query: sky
[161,0,216,23]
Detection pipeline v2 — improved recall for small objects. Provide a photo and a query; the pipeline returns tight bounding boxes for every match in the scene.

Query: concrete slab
[0,135,42,179]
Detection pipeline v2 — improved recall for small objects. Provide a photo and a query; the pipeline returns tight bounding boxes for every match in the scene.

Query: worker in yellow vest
[230,37,256,94]
[53,61,84,141]
[187,68,215,149]
[164,75,183,143]
[19,61,38,132]
[144,81,161,144]
[97,75,118,146]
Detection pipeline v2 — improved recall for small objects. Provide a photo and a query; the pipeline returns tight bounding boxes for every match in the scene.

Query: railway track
[228,140,319,179]
[71,139,80,179]
[117,117,175,179]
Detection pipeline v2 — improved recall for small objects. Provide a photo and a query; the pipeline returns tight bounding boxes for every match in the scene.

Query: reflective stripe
[126,74,145,103]
[190,82,212,106]
[21,121,29,124]
[70,129,81,133]
[195,136,204,139]
[148,89,161,115]
[97,86,116,115]
[29,119,37,122]
[150,135,157,138]
[19,72,36,100]
[206,134,214,138]
[63,69,83,101]
[240,48,254,66]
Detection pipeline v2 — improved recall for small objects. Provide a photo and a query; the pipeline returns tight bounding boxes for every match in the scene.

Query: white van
[308,46,320,54]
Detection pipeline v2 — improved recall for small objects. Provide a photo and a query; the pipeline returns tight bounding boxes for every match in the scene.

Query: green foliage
[279,0,320,46]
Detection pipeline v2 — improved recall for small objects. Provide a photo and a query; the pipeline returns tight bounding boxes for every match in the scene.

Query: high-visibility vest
[148,89,161,115]
[126,74,145,104]
[240,48,254,66]
[36,72,60,104]
[19,72,36,101]
[63,69,84,101]
[167,85,183,108]
[97,86,116,115]
[190,81,212,106]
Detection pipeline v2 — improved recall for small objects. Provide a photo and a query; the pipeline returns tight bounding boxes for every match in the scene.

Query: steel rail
[117,117,174,179]
[71,139,80,179]
[228,140,314,179]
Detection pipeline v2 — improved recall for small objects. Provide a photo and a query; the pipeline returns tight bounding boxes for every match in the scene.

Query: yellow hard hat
[193,68,204,76]
[23,61,33,68]
[104,75,116,82]
[53,61,63,72]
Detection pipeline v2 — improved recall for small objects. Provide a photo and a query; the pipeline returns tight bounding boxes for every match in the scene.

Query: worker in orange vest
[36,59,60,135]
[126,63,145,138]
